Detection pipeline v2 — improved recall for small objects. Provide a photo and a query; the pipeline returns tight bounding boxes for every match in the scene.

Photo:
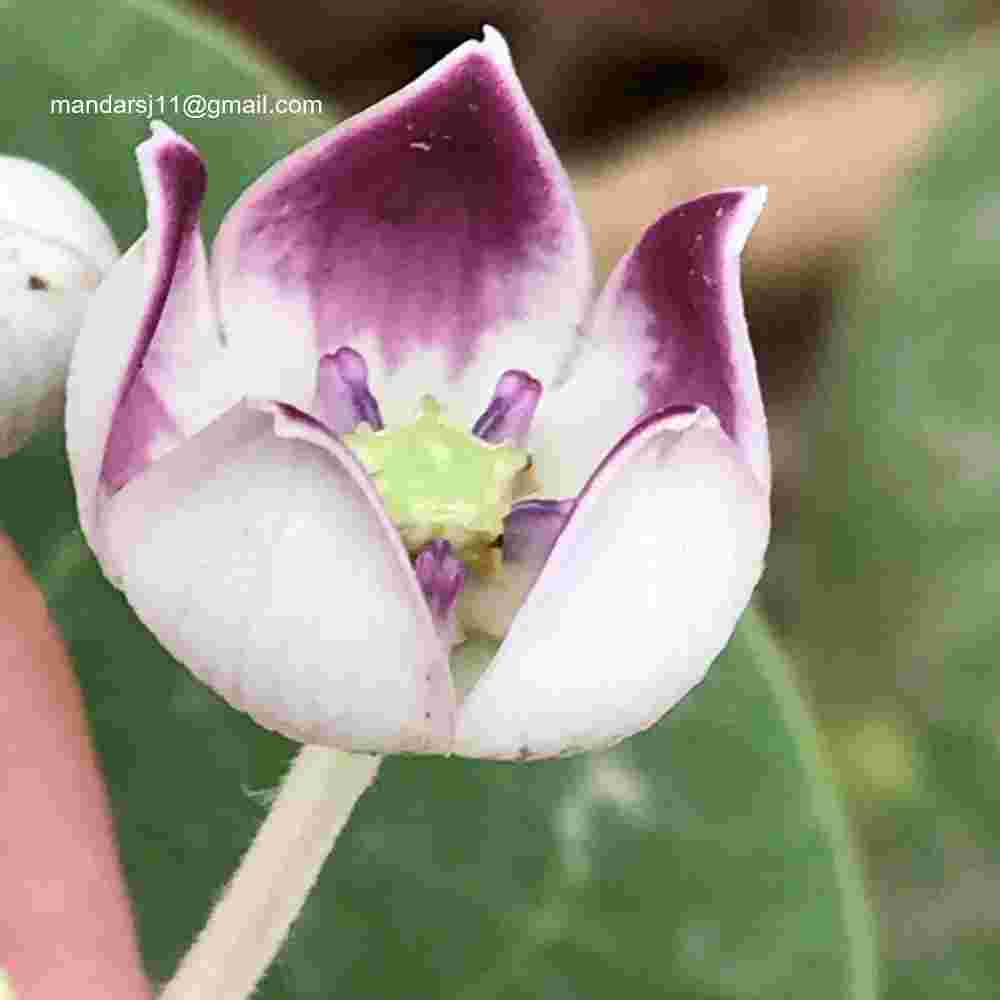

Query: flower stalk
[160,746,381,1000]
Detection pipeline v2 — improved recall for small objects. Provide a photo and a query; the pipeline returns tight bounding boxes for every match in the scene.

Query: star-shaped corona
[344,396,529,563]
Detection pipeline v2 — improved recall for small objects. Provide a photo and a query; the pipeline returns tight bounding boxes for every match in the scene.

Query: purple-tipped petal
[457,497,574,639]
[314,346,384,433]
[414,539,466,643]
[472,369,542,444]
[532,189,768,498]
[68,123,238,551]
[98,122,210,486]
[455,405,770,760]
[99,402,455,753]
[102,124,234,488]
[212,28,591,426]
[609,189,768,485]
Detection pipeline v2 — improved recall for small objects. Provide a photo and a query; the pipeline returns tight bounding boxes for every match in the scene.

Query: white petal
[99,403,454,753]
[455,407,769,759]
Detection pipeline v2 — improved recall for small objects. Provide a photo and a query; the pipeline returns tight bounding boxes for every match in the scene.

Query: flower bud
[0,156,117,456]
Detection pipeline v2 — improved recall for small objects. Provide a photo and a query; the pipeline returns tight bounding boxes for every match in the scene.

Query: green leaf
[24,538,880,998]
[0,0,334,569]
[786,47,1000,999]
[1,0,875,994]
[0,0,332,247]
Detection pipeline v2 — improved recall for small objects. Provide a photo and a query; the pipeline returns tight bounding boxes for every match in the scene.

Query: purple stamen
[472,369,542,444]
[315,346,384,433]
[414,539,467,632]
[503,498,575,564]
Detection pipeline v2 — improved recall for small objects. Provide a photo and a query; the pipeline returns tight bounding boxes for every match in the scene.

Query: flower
[67,29,770,760]
[0,156,117,456]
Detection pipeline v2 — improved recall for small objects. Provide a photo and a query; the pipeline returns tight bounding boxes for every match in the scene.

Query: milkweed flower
[0,156,117,456]
[67,29,770,760]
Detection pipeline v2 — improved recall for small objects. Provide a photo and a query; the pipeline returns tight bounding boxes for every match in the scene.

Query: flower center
[343,395,530,568]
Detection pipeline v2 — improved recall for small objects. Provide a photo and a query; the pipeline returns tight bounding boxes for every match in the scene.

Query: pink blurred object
[0,533,149,999]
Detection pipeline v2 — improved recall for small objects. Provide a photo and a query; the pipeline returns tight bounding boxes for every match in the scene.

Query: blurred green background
[3,0,1000,994]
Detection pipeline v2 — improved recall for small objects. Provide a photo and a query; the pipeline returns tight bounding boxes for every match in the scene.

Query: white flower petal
[455,407,770,759]
[101,403,454,753]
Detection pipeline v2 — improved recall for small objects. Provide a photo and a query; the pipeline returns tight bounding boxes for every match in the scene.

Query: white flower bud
[0,156,117,456]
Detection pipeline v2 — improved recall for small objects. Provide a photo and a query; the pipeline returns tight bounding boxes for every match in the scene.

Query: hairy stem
[160,745,381,1000]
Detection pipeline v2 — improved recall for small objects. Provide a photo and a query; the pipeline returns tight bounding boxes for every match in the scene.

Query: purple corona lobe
[414,539,466,632]
[472,369,542,443]
[315,347,384,433]
[503,498,574,565]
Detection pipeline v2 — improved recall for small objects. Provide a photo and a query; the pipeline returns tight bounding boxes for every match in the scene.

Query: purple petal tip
[138,122,207,241]
[597,188,768,488]
[100,127,210,492]
[212,26,585,384]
